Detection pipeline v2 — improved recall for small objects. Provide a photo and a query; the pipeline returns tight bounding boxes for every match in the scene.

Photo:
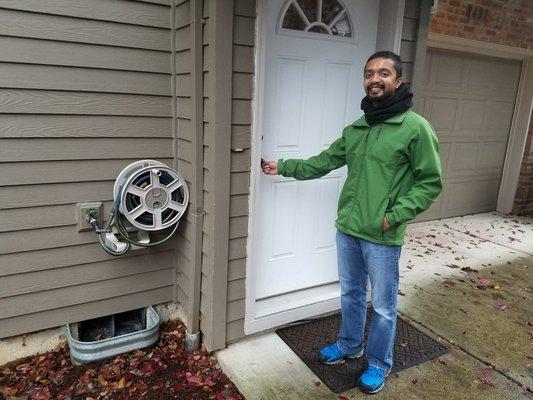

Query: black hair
[366,51,403,78]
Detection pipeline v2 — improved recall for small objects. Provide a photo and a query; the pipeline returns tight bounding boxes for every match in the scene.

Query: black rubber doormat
[276,307,450,393]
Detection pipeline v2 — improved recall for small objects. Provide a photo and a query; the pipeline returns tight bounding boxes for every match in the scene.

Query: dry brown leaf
[117,377,126,389]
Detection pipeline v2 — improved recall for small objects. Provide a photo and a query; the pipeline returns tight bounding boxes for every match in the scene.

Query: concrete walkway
[216,213,533,399]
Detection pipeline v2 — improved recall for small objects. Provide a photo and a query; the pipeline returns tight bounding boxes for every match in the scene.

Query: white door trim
[427,33,533,213]
[244,0,268,335]
[244,0,404,336]
[498,58,533,213]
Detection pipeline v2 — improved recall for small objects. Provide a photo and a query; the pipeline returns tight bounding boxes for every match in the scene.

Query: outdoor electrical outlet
[76,202,103,232]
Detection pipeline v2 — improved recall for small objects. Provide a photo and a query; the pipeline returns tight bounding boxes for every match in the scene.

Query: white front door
[247,0,379,333]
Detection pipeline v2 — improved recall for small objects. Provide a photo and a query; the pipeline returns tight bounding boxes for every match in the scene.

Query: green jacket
[277,110,443,246]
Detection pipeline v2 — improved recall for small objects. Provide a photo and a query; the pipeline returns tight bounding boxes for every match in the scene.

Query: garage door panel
[421,48,520,219]
[485,101,515,130]
[477,142,507,171]
[459,99,485,131]
[425,97,457,133]
[414,195,443,222]
[423,55,431,85]
[445,148,503,180]
[433,52,465,87]
[441,178,499,217]
[438,142,451,172]
[447,142,478,176]
[467,58,521,97]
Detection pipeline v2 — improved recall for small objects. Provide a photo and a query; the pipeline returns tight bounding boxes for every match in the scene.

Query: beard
[366,84,395,103]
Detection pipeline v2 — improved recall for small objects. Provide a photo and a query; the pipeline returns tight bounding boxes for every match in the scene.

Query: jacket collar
[352,110,410,127]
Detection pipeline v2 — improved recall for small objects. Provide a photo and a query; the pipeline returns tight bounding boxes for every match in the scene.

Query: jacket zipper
[347,127,371,218]
[376,124,384,141]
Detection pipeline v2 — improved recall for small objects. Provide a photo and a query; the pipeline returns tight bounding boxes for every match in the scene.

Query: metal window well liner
[65,306,160,365]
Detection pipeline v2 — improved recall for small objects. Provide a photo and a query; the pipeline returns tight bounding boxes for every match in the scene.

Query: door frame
[244,0,405,335]
[426,33,533,214]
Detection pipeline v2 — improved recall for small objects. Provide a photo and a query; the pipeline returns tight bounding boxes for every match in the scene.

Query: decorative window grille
[281,0,353,38]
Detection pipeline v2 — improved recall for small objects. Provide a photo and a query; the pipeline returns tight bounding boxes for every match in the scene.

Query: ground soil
[0,319,244,400]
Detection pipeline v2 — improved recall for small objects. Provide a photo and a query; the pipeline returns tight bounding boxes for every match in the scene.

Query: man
[261,51,442,394]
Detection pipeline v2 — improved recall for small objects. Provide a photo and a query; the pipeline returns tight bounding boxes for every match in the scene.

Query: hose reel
[87,160,189,256]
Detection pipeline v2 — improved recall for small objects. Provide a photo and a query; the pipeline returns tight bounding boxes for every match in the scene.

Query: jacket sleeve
[277,136,346,180]
[385,121,443,226]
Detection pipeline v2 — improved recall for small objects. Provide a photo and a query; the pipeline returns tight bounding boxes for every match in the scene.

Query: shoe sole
[320,351,364,365]
[359,383,384,394]
[358,375,387,394]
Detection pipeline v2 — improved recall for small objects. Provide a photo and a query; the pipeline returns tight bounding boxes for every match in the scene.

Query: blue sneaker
[318,343,363,365]
[358,365,389,394]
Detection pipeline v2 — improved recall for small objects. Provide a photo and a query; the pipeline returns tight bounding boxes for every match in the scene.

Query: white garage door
[419,48,521,220]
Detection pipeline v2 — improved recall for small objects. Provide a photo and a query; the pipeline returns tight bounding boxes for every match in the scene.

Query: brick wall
[429,0,533,215]
[429,0,533,49]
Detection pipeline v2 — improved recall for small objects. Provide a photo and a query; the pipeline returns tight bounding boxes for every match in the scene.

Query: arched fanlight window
[281,0,353,38]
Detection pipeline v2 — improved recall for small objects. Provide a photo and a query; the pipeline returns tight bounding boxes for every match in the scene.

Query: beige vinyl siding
[0,1,176,339]
[197,0,237,351]
[199,0,214,349]
[402,0,432,109]
[198,0,254,347]
[225,0,255,344]
[174,0,195,324]
[400,0,420,83]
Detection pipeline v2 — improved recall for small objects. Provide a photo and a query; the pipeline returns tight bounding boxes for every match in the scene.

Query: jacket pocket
[380,197,393,236]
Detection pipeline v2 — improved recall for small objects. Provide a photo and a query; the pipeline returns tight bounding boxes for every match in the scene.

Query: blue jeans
[335,230,401,373]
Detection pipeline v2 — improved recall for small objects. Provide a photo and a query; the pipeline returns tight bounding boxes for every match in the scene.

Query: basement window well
[65,306,160,365]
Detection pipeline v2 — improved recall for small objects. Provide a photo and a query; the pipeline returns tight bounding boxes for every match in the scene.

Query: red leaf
[494,303,509,312]
[205,378,216,387]
[30,387,52,400]
[477,368,495,387]
[186,372,200,384]
[152,381,165,390]
[442,278,456,287]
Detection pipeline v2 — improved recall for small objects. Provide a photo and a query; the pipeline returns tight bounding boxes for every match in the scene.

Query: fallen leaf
[461,267,478,273]
[97,374,107,386]
[437,359,447,367]
[4,387,23,397]
[205,379,216,387]
[314,381,321,387]
[117,377,126,389]
[187,373,200,384]
[446,263,460,269]
[31,387,52,400]
[152,381,165,390]
[494,303,509,312]
[442,278,456,287]
[477,368,495,387]
[476,277,491,290]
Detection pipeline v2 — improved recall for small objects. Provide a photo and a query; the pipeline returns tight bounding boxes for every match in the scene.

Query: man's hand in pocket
[383,217,391,232]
